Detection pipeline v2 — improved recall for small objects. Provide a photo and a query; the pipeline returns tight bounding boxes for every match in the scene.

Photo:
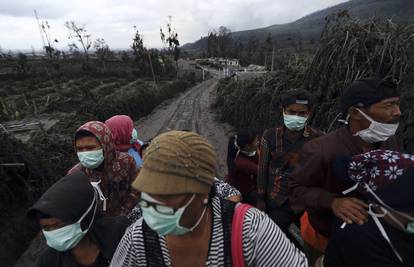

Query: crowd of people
[27,77,414,267]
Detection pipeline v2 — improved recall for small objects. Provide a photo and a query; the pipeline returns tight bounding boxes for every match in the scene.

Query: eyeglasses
[138,199,176,215]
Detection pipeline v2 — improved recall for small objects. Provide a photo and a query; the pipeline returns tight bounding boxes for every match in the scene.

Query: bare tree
[131,26,156,87]
[65,21,92,69]
[94,38,112,71]
[160,16,180,77]
[34,10,60,69]
[16,53,28,74]
[131,26,146,66]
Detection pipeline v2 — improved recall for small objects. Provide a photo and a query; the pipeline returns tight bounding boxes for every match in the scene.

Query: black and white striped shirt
[111,196,308,267]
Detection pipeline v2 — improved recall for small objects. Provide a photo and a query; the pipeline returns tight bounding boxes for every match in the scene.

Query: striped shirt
[111,196,308,267]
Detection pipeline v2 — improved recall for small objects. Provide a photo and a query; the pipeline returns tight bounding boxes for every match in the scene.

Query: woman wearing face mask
[111,131,308,267]
[225,131,260,205]
[324,149,414,267]
[256,88,323,243]
[68,121,139,216]
[105,115,145,168]
[28,172,130,267]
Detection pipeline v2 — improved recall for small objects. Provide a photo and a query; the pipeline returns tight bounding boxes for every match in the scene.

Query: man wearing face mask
[257,88,323,242]
[68,121,139,216]
[111,130,308,267]
[324,149,414,267]
[289,78,401,258]
[28,172,130,267]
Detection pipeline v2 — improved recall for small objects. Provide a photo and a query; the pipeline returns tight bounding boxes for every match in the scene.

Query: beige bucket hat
[132,131,217,194]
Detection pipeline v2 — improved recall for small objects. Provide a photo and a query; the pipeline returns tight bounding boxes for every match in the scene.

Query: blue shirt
[128,140,144,168]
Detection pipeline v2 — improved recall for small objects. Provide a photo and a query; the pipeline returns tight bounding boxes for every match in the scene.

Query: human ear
[348,107,363,121]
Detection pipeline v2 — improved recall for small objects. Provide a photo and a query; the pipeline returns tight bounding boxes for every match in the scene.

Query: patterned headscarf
[68,121,139,216]
[342,149,414,263]
[347,149,414,195]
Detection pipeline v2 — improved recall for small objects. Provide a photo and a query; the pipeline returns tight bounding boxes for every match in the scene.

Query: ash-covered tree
[16,53,28,74]
[131,26,147,70]
[34,11,60,70]
[93,38,112,71]
[65,21,92,70]
[131,27,157,85]
[160,16,180,77]
[217,26,233,58]
[206,26,234,58]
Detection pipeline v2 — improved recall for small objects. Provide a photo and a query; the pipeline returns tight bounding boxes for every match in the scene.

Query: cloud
[0,0,348,50]
[0,0,68,19]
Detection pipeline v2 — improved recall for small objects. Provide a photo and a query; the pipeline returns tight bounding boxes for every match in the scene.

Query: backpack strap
[221,199,236,267]
[231,203,253,267]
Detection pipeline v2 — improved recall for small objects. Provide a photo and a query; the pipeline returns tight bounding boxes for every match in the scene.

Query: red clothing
[225,154,258,196]
[68,121,139,216]
[105,115,141,153]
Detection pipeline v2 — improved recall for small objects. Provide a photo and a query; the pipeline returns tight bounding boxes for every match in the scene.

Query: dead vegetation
[216,14,414,150]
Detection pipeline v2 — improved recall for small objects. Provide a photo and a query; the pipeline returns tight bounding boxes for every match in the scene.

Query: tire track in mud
[135,78,233,177]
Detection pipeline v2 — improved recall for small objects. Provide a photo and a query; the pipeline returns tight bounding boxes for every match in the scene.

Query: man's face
[358,97,401,129]
[75,136,102,153]
[283,103,310,118]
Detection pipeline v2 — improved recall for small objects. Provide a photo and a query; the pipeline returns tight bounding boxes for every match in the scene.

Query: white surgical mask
[354,109,399,143]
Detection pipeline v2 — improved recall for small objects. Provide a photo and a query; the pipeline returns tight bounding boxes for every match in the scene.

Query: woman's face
[39,217,66,231]
[148,192,208,228]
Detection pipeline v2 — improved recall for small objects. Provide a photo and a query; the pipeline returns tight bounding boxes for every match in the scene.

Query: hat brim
[132,166,212,195]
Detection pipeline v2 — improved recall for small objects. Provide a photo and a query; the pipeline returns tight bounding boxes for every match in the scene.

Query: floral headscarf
[68,121,139,216]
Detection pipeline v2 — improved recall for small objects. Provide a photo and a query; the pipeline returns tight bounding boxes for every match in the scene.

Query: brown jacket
[289,126,400,237]
[258,126,323,209]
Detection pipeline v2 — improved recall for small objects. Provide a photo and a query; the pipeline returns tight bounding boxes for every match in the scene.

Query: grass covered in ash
[0,59,201,265]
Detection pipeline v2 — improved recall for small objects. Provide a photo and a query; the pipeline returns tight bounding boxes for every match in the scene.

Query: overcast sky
[0,0,348,51]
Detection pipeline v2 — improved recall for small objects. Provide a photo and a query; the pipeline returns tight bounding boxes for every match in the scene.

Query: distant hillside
[183,0,414,51]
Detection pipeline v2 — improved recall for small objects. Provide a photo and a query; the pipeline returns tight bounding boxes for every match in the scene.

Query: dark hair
[75,130,96,141]
[226,131,257,173]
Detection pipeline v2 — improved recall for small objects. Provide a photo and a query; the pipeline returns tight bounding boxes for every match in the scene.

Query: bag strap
[231,203,252,267]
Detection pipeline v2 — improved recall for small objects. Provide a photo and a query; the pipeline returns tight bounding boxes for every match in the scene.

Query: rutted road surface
[135,78,233,177]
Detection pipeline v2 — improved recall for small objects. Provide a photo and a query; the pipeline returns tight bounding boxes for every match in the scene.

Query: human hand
[331,197,368,225]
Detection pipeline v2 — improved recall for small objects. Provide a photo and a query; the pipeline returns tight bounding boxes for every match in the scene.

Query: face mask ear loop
[91,180,107,211]
[79,190,98,233]
[369,204,404,263]
[363,184,414,221]
[177,194,207,232]
[355,108,375,123]
[233,135,241,161]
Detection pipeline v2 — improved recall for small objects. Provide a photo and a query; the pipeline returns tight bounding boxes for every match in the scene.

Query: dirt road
[135,77,233,177]
[13,76,233,267]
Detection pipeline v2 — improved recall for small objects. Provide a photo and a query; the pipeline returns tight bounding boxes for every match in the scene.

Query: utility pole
[271,47,275,72]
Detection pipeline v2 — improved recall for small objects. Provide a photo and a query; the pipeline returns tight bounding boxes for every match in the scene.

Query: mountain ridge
[183,0,414,51]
